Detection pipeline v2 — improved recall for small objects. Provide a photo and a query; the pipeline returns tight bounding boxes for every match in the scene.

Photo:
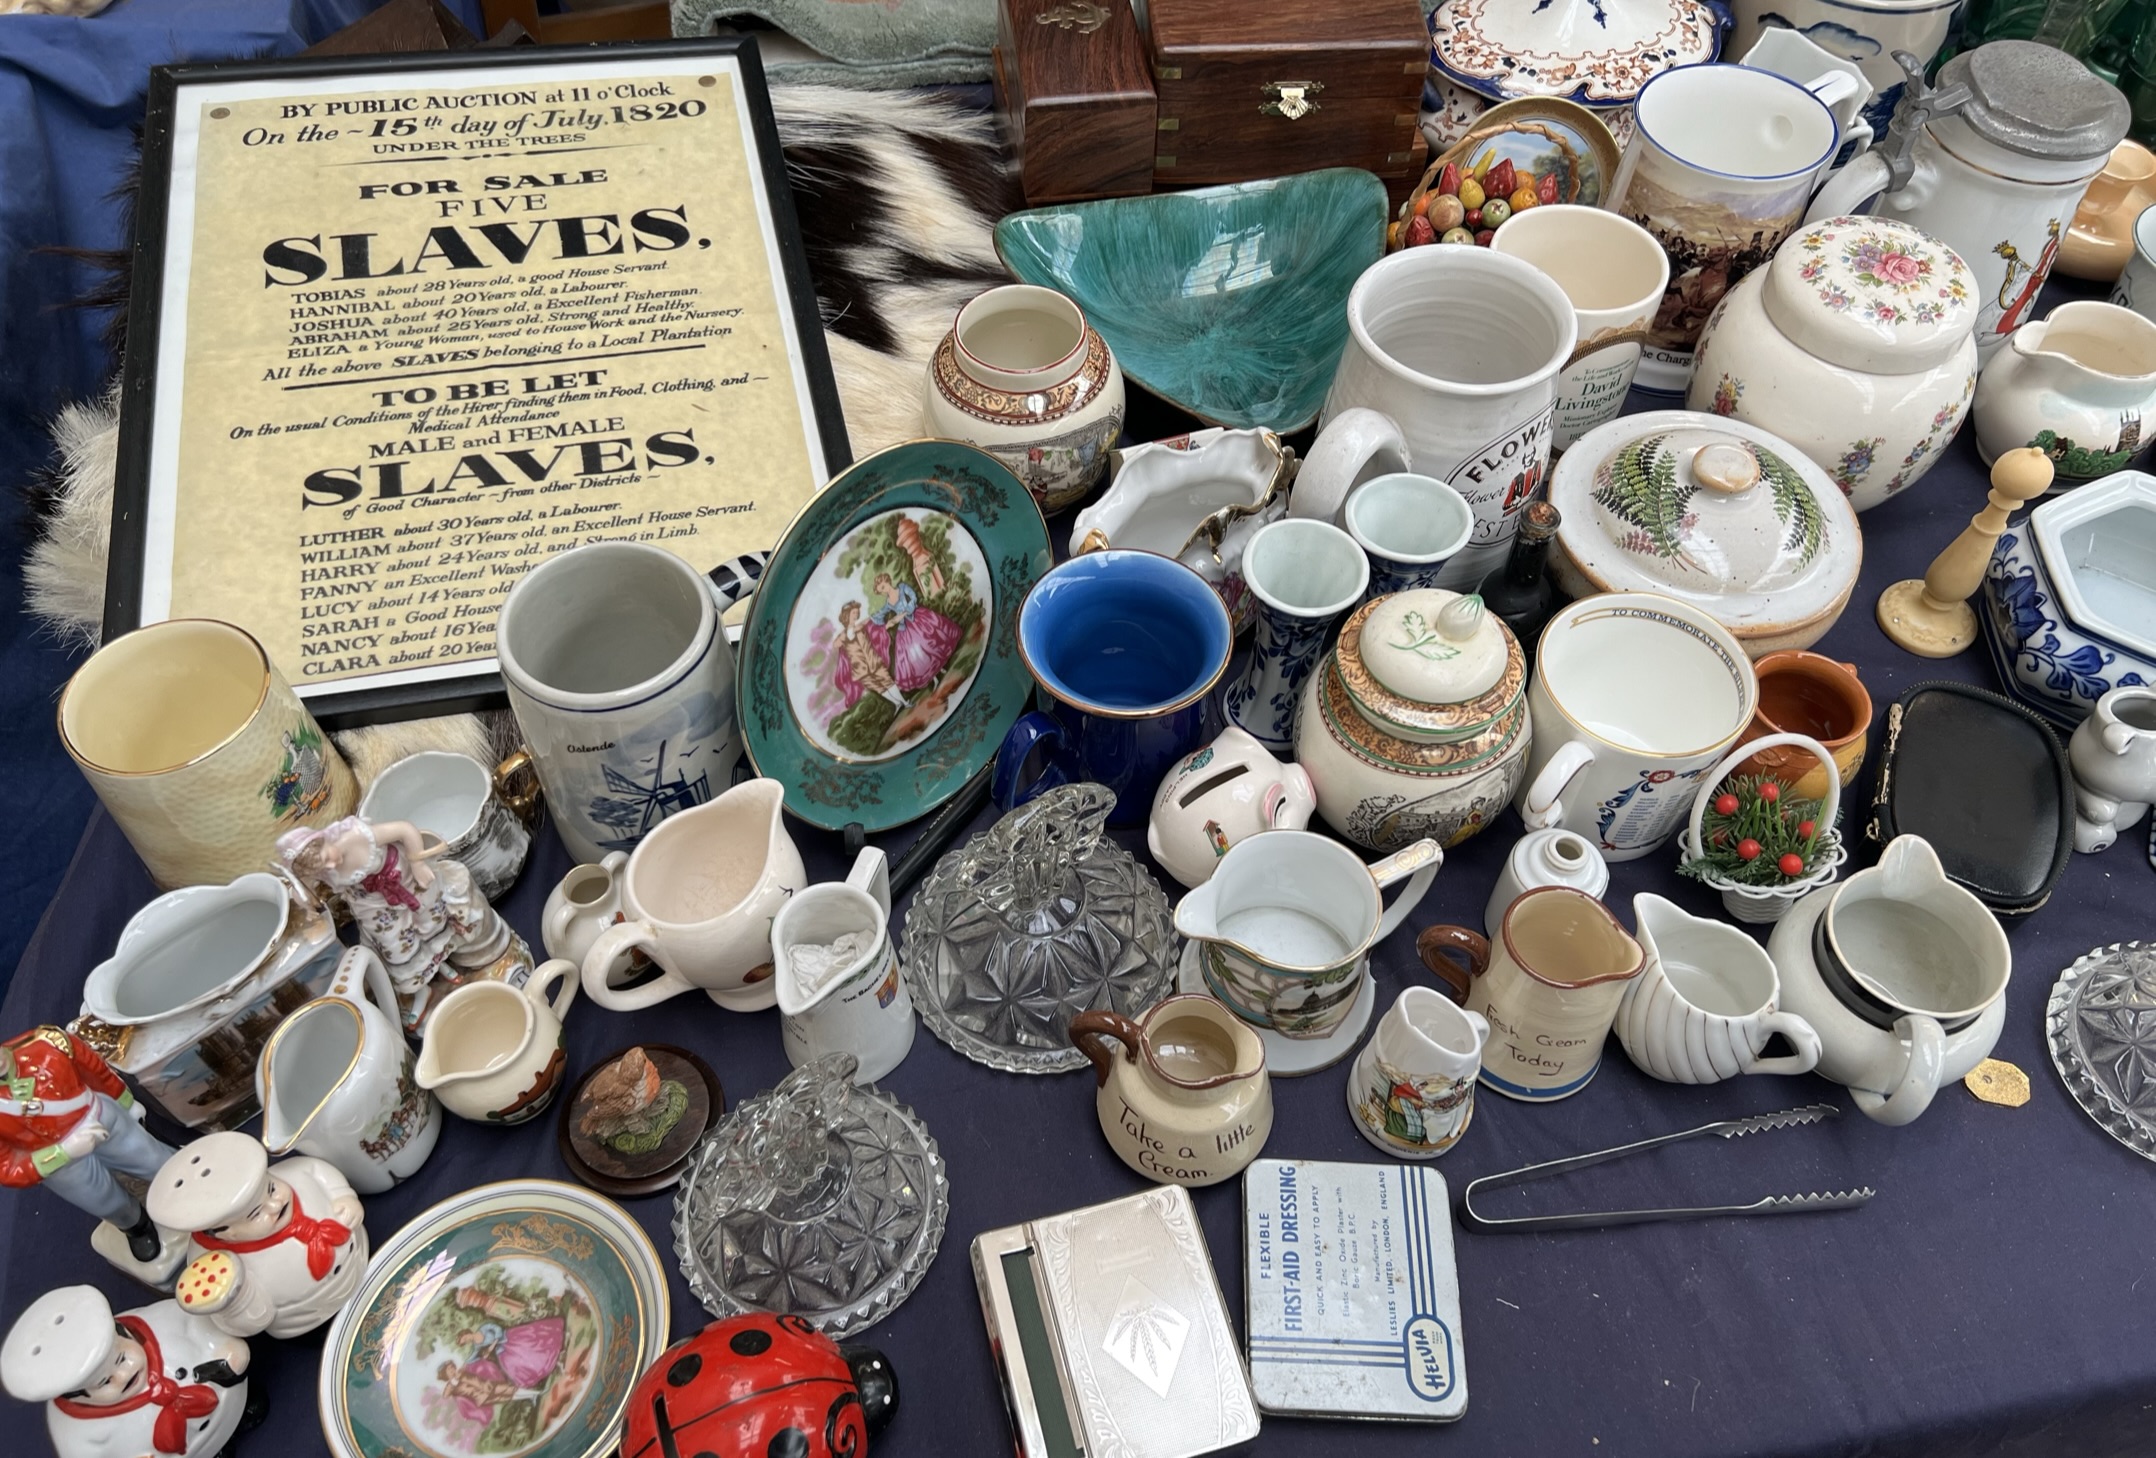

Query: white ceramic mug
[1419,886,1645,1101]
[1515,593,1760,861]
[496,540,745,866]
[1611,62,1846,391]
[1490,206,1671,450]
[358,750,536,902]
[578,778,807,1013]
[1730,0,1946,140]
[774,847,916,1085]
[1322,247,1577,587]
[59,619,358,889]
[1614,893,1821,1084]
[1348,986,1489,1158]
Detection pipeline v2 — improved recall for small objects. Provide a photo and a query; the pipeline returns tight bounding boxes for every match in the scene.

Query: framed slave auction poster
[106,39,850,725]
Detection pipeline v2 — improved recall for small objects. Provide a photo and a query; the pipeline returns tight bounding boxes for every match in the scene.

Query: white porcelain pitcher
[1348,986,1489,1159]
[775,847,916,1085]
[1614,894,1821,1085]
[257,945,440,1193]
[417,960,578,1124]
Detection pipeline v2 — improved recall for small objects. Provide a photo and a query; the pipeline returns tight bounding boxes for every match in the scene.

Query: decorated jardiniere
[1971,299,2156,484]
[1294,589,1533,854]
[1689,215,1980,511]
[923,284,1124,512]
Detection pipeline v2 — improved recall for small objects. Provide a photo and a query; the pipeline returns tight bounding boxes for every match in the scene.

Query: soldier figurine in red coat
[0,1027,180,1276]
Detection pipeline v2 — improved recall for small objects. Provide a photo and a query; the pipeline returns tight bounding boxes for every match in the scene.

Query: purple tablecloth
[3,372,2153,1458]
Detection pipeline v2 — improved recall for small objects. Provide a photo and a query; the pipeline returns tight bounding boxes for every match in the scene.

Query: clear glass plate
[2047,940,2156,1161]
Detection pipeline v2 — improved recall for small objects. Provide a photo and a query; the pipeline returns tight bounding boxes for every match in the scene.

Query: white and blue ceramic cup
[497,541,745,865]
[1343,472,1475,600]
[995,549,1234,826]
[1224,519,1370,751]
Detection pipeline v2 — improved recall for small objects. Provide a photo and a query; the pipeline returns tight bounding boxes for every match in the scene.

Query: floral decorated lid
[1551,412,1863,640]
[1426,0,1723,109]
[1764,217,1978,375]
[1335,589,1524,740]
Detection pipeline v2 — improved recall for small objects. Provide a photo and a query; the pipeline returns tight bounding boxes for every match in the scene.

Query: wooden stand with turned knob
[1877,447,2054,657]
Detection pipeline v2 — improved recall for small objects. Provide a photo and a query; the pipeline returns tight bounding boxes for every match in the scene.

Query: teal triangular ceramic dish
[993,170,1389,433]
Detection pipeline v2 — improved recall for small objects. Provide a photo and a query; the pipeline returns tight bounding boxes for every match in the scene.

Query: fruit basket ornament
[1676,733,1849,924]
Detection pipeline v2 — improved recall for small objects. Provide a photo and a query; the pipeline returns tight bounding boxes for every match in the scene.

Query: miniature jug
[775,847,916,1085]
[1175,832,1441,1041]
[1614,894,1821,1085]
[579,778,806,1013]
[1347,986,1489,1159]
[2069,685,2156,852]
[541,853,628,968]
[1768,835,2010,1126]
[1146,727,1318,889]
[1971,300,2156,483]
[1071,995,1272,1187]
[415,959,577,1124]
[256,945,440,1193]
[1806,42,2130,359]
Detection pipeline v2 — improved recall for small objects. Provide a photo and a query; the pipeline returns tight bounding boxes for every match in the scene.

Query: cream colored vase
[59,619,356,889]
[1070,995,1272,1187]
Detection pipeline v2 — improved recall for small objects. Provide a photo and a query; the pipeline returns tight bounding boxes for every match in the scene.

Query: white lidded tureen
[1426,0,1724,114]
[1689,215,1980,511]
[1550,410,1862,657]
[1294,588,1531,853]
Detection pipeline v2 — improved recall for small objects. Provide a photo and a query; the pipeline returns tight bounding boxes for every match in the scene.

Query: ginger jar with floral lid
[1687,215,1980,511]
[1690,210,1974,513]
[1294,588,1531,853]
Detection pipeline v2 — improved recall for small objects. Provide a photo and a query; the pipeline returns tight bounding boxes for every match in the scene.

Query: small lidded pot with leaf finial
[1294,589,1531,853]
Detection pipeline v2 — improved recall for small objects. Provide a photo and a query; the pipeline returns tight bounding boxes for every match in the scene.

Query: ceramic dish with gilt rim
[737,439,1053,831]
[317,1178,669,1458]
[1401,96,1624,228]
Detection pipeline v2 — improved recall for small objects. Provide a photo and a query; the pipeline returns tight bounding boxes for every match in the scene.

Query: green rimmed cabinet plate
[994,169,1390,433]
[739,440,1053,832]
[318,1180,669,1458]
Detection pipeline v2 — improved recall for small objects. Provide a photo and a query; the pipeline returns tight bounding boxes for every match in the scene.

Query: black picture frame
[106,37,851,729]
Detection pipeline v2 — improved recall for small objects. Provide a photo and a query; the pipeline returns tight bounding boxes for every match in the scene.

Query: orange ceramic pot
[1734,651,1871,801]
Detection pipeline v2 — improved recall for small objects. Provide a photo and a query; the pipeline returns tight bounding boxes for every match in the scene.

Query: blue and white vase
[1224,520,1369,750]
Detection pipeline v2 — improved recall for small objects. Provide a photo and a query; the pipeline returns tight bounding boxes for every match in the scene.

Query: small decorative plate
[2048,942,2156,1160]
[556,1044,725,1199]
[739,440,1053,832]
[1427,0,1727,110]
[318,1180,669,1458]
[1426,97,1622,211]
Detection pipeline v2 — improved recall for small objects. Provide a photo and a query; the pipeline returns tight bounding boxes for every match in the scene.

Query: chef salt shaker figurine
[145,1131,368,1340]
[2,1285,254,1458]
[278,814,530,1032]
[0,1027,186,1281]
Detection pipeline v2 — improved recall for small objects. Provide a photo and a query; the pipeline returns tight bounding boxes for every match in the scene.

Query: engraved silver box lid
[971,1185,1261,1458]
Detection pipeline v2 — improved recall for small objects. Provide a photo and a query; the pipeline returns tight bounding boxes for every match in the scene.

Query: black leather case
[1867,680,2073,918]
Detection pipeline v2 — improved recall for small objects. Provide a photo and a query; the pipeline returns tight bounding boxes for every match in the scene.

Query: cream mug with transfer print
[60,618,357,889]
[1418,886,1645,1101]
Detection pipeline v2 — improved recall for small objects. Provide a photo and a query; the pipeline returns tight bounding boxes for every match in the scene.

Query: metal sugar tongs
[1462,1104,1875,1232]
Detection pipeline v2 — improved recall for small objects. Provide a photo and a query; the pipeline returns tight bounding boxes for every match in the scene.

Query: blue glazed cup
[1343,472,1475,599]
[995,550,1235,825]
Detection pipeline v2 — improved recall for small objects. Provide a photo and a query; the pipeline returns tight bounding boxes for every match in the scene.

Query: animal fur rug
[24,84,1018,783]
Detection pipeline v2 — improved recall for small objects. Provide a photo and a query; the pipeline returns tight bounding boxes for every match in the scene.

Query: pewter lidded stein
[1807,40,2131,358]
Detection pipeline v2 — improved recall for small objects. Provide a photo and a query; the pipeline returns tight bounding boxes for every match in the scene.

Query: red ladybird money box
[621,1313,898,1458]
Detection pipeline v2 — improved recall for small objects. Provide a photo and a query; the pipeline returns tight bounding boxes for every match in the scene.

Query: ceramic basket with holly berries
[1676,732,1849,925]
[1388,120,1594,252]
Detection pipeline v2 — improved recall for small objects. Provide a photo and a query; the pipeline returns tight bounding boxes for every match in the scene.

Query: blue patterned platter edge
[739,440,1053,832]
[1979,525,2153,729]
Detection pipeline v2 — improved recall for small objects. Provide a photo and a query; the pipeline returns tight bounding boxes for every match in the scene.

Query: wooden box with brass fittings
[993,0,1159,204]
[1143,0,1428,186]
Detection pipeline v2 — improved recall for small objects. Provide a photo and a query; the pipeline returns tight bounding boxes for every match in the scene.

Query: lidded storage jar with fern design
[1293,589,1531,854]
[1684,215,1980,512]
[1546,411,1863,658]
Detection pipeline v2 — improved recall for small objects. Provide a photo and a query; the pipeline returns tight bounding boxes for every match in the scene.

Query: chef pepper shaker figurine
[145,1131,368,1340]
[2,1284,255,1458]
[0,1026,183,1279]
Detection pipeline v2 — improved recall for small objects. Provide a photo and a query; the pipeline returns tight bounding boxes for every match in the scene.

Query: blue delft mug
[994,550,1234,825]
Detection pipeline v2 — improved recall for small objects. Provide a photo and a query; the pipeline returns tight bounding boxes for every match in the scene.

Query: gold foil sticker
[1965,1058,2031,1107]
